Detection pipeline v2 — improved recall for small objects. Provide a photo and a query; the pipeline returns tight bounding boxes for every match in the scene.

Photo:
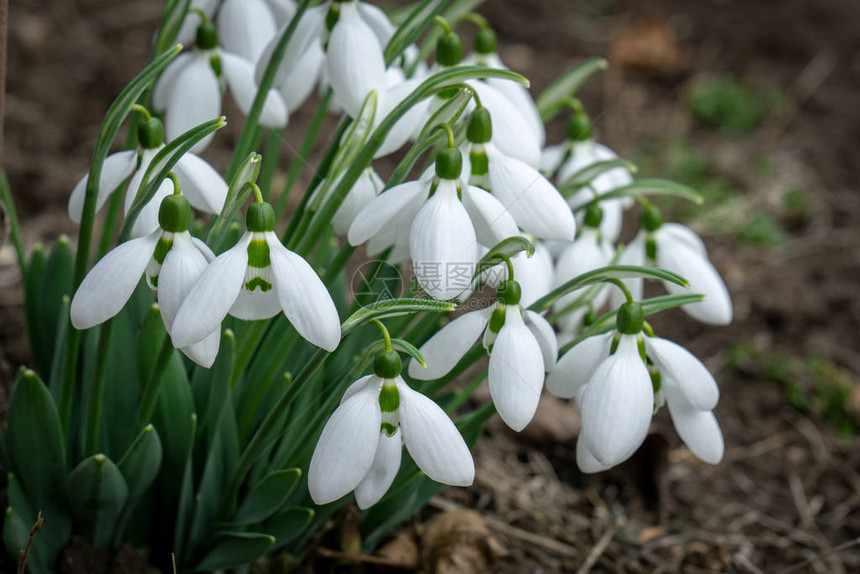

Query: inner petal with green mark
[145,232,174,291]
[379,381,401,437]
[244,236,273,293]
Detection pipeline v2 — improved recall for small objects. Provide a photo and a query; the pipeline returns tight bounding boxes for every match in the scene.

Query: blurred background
[2,0,859,572]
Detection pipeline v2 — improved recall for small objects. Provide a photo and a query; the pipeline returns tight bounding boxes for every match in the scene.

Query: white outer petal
[217,0,277,62]
[171,233,251,347]
[163,52,221,153]
[348,180,428,246]
[308,376,383,505]
[374,78,429,158]
[487,76,545,148]
[512,243,554,307]
[660,222,707,256]
[580,335,652,465]
[357,1,395,47]
[523,310,558,373]
[487,147,575,241]
[70,231,159,329]
[278,42,324,110]
[610,234,645,309]
[545,331,613,399]
[409,179,477,300]
[553,230,613,332]
[461,185,519,247]
[130,179,174,239]
[173,153,228,214]
[540,143,568,176]
[488,307,545,431]
[333,169,383,235]
[409,308,492,380]
[180,329,221,369]
[664,386,724,464]
[221,51,288,128]
[355,430,402,509]
[157,232,210,333]
[326,2,387,118]
[68,150,137,223]
[645,337,719,411]
[256,5,326,86]
[152,52,193,112]
[576,432,615,474]
[469,81,541,167]
[397,378,474,486]
[267,233,341,351]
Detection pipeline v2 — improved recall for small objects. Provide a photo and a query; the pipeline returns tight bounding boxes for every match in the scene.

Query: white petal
[523,310,558,373]
[410,179,478,300]
[340,375,374,405]
[268,0,297,25]
[333,169,383,235]
[580,336,652,465]
[129,179,173,239]
[576,432,615,474]
[512,244,554,307]
[657,239,733,326]
[664,386,724,464]
[158,232,210,333]
[173,153,228,214]
[256,6,326,87]
[357,1,394,47]
[181,329,221,369]
[267,233,341,351]
[175,0,218,46]
[70,231,159,329]
[488,307,545,431]
[192,237,216,262]
[487,147,575,241]
[171,233,251,347]
[645,337,719,411]
[397,378,474,486]
[659,222,707,257]
[610,234,645,310]
[486,77,545,148]
[348,180,428,246]
[152,52,193,112]
[469,81,541,167]
[308,377,383,505]
[221,52,288,128]
[374,78,430,158]
[355,430,402,509]
[540,143,568,176]
[163,53,221,153]
[545,332,614,399]
[461,185,519,247]
[230,285,282,320]
[217,0,277,62]
[409,308,492,380]
[326,2,387,118]
[68,151,137,223]
[278,42,324,110]
[553,230,613,332]
[597,198,625,244]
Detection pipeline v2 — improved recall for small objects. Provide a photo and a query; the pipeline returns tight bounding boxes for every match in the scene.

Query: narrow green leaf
[207,153,261,248]
[0,172,26,277]
[264,507,314,550]
[537,57,608,121]
[529,265,690,312]
[327,91,377,182]
[118,424,163,498]
[417,85,473,141]
[66,454,129,548]
[23,245,47,376]
[47,296,70,397]
[580,178,705,206]
[342,299,457,335]
[384,0,448,66]
[234,469,301,525]
[391,338,426,367]
[172,414,198,567]
[475,236,535,277]
[36,236,74,377]
[6,474,34,525]
[194,532,275,571]
[154,0,192,56]
[559,159,638,195]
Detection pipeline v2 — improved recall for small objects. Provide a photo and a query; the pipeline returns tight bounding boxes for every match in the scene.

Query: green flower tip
[584,203,604,228]
[475,28,497,54]
[57,234,71,246]
[374,349,402,379]
[143,424,154,433]
[158,194,191,232]
[435,148,463,180]
[641,205,663,232]
[436,32,463,67]
[467,107,493,144]
[137,117,164,150]
[616,301,644,335]
[93,454,107,466]
[497,280,522,306]
[246,202,275,232]
[567,111,592,141]
[196,21,218,50]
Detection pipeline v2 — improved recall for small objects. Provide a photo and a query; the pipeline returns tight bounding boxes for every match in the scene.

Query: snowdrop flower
[542,111,633,242]
[552,206,614,334]
[309,347,474,508]
[547,301,724,471]
[171,198,341,352]
[349,144,518,300]
[153,15,287,153]
[410,279,557,431]
[68,115,228,238]
[462,107,576,242]
[71,189,220,367]
[614,206,733,326]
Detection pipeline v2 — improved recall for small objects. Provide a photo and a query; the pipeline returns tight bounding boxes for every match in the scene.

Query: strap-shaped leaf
[234,468,302,525]
[207,153,261,247]
[118,424,163,499]
[264,507,314,550]
[537,57,608,121]
[529,265,689,312]
[66,454,129,548]
[194,532,275,571]
[154,0,192,56]
[342,299,457,335]
[578,178,704,207]
[385,0,448,66]
[559,159,638,196]
[474,236,535,277]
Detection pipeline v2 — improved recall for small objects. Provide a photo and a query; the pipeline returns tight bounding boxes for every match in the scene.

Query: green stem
[606,278,634,304]
[133,334,174,433]
[0,172,25,276]
[84,320,113,455]
[259,129,283,201]
[95,184,125,261]
[372,320,392,351]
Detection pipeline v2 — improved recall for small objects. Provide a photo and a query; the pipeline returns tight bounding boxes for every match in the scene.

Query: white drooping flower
[409,279,557,431]
[614,209,733,326]
[70,193,220,367]
[171,201,341,352]
[546,302,724,472]
[68,117,228,238]
[460,108,576,242]
[348,147,518,300]
[153,14,287,153]
[308,350,474,508]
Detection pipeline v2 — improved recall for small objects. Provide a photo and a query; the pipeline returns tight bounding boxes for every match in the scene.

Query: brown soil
[2,0,860,573]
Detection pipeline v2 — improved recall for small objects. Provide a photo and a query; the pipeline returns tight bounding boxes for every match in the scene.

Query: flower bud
[374,349,402,379]
[566,111,592,141]
[616,301,644,335]
[467,107,493,144]
[583,203,603,228]
[436,33,463,67]
[158,194,191,233]
[246,202,275,232]
[497,280,522,306]
[137,117,164,150]
[474,28,497,55]
[196,21,218,51]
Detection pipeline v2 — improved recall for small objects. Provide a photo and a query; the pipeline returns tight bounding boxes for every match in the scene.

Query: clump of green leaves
[688,76,781,135]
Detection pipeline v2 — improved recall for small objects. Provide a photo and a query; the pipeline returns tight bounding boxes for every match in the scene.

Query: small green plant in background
[688,76,782,135]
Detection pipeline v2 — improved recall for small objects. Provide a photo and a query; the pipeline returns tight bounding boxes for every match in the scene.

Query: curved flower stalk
[461,107,576,242]
[410,278,557,431]
[546,300,724,472]
[348,142,518,300]
[70,186,220,366]
[613,206,733,325]
[153,13,287,153]
[175,0,218,46]
[68,114,228,238]
[541,110,633,242]
[171,197,341,352]
[309,336,474,508]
